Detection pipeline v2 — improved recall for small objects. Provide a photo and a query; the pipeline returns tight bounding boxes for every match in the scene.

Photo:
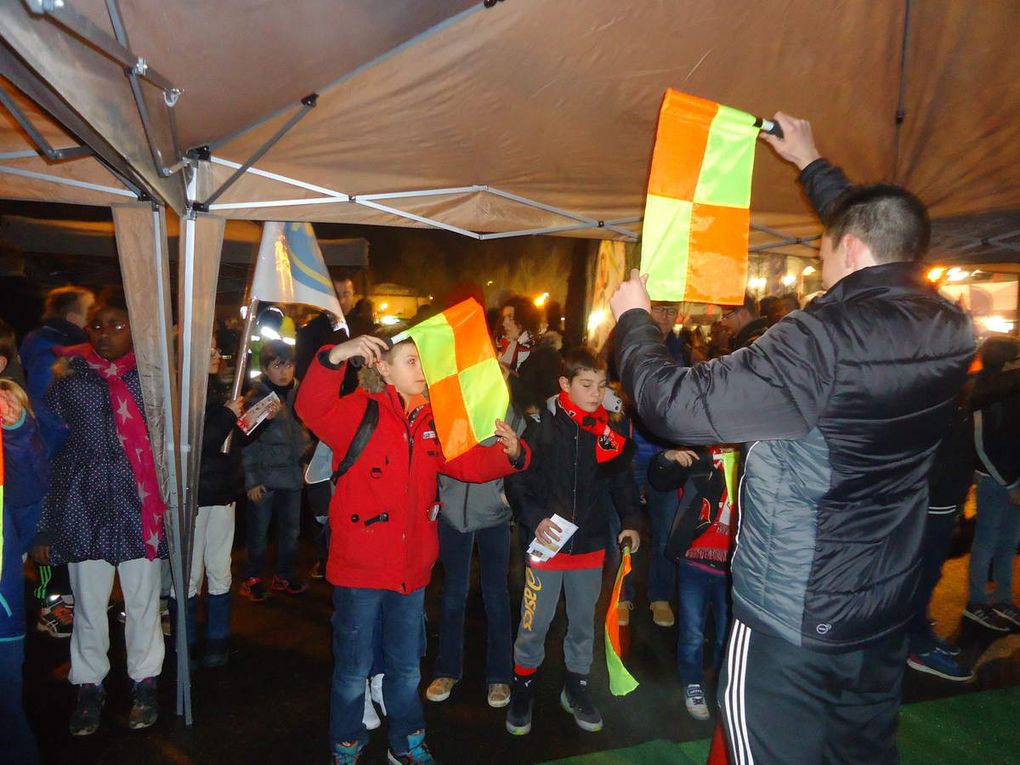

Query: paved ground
[22,513,1020,765]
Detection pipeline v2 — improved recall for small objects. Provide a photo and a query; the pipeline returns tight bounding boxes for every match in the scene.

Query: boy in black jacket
[505,348,641,736]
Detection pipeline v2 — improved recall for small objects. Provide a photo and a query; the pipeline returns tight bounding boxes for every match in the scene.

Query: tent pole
[891,0,913,184]
[0,164,136,197]
[200,95,318,209]
[0,86,92,161]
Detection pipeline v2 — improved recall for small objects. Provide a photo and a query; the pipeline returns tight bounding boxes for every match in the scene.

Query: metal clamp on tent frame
[25,0,176,92]
[194,94,319,212]
[0,86,92,161]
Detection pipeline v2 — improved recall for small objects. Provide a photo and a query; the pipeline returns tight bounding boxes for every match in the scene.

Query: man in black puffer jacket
[611,113,975,764]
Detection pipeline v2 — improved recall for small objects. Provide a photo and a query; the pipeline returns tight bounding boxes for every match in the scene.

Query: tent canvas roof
[1,0,1018,259]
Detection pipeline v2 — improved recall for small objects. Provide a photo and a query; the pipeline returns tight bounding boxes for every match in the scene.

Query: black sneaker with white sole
[963,604,1012,632]
[560,671,603,732]
[991,603,1020,629]
[505,673,534,735]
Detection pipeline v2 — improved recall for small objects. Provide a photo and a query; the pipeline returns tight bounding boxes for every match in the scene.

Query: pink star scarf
[57,344,166,560]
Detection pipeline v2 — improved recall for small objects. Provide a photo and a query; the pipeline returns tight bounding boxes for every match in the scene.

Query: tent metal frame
[202,155,642,241]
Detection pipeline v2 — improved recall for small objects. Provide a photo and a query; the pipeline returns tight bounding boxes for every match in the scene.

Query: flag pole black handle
[755,117,784,140]
[346,331,405,369]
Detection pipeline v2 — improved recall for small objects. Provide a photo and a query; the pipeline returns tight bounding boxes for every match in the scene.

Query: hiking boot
[426,677,456,702]
[271,575,309,595]
[37,595,74,639]
[487,682,511,708]
[332,740,364,765]
[369,673,386,716]
[240,577,269,602]
[69,683,105,736]
[505,672,535,735]
[684,683,711,720]
[617,600,633,627]
[363,680,381,730]
[650,600,675,627]
[991,603,1020,629]
[560,671,603,732]
[387,728,436,764]
[907,650,974,682]
[963,604,1011,632]
[128,677,159,730]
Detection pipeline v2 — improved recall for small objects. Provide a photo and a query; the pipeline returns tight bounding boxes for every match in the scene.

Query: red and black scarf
[557,389,626,463]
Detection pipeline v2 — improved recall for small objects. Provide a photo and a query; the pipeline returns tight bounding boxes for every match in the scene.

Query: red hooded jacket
[296,350,529,593]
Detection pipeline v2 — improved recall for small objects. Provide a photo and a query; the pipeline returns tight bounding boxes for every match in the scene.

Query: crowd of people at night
[1,115,1018,765]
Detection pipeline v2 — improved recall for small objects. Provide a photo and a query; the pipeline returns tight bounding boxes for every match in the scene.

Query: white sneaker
[362,680,380,730]
[684,683,710,721]
[370,673,387,717]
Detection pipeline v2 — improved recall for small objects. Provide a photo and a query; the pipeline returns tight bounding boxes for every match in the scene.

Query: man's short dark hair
[503,296,541,338]
[824,184,930,264]
[758,295,778,318]
[44,286,93,320]
[561,346,606,381]
[260,339,295,370]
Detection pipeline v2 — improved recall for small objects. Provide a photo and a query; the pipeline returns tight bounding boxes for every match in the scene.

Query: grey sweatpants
[513,565,602,675]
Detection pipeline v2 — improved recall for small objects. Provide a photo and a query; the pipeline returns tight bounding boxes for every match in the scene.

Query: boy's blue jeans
[433,517,513,684]
[245,488,301,581]
[676,562,729,685]
[330,586,426,753]
[969,475,1020,605]
[646,485,680,603]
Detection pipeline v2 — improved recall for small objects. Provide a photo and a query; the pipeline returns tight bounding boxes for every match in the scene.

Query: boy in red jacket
[296,333,528,765]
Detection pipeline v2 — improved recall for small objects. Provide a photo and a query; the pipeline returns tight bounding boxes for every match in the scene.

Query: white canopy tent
[3,0,1019,723]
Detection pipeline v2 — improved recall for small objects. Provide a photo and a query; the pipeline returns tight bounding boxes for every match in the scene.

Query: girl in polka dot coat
[31,289,167,735]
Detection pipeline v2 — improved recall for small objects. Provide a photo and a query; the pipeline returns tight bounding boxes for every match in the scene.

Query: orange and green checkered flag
[605,547,639,696]
[402,298,508,461]
[641,89,760,305]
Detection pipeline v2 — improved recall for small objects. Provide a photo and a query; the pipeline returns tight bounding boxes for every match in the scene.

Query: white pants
[68,558,164,685]
[184,504,236,598]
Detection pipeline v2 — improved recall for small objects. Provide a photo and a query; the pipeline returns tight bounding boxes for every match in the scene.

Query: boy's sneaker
[387,728,436,765]
[426,677,456,702]
[240,577,269,602]
[505,673,535,735]
[332,740,364,765]
[684,683,711,720]
[991,603,1020,629]
[271,576,308,595]
[617,600,633,627]
[487,683,511,708]
[363,680,381,730]
[128,677,159,730]
[560,671,603,732]
[907,650,974,682]
[369,673,386,716]
[963,604,1011,632]
[934,636,962,656]
[37,595,74,639]
[310,561,326,580]
[69,683,105,736]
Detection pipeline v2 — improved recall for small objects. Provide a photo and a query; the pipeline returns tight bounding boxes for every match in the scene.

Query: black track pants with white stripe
[719,618,908,764]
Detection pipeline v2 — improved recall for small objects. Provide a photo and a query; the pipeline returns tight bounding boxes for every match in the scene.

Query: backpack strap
[331,398,380,482]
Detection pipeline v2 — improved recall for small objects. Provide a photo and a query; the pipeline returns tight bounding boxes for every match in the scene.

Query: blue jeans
[434,517,513,683]
[969,475,1020,605]
[330,586,426,752]
[676,562,729,684]
[245,488,301,581]
[646,486,679,603]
